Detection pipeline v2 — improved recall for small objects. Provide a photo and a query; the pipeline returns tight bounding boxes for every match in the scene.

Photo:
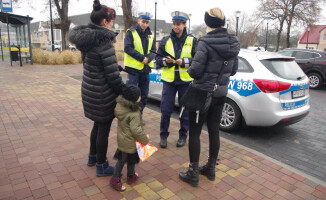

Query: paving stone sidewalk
[0,63,326,200]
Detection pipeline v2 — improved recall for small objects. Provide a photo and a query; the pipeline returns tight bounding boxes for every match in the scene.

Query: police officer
[155,11,197,148]
[124,12,156,112]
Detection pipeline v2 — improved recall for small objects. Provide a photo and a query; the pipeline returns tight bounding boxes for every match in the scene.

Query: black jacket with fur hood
[188,28,240,98]
[69,23,123,122]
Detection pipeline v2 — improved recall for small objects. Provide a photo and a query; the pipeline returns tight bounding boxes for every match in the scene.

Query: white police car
[149,49,310,132]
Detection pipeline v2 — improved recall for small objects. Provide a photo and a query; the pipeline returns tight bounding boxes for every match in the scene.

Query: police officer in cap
[156,11,197,148]
[124,12,156,113]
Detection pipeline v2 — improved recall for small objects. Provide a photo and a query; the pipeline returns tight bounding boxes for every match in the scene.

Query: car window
[293,51,313,59]
[312,53,321,58]
[237,57,254,73]
[260,59,306,81]
[278,51,293,57]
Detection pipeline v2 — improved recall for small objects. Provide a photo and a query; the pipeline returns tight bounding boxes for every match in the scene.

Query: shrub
[32,48,82,65]
[32,48,121,64]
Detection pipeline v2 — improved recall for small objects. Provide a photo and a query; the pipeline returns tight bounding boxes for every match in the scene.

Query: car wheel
[308,73,322,89]
[55,48,60,52]
[219,99,242,132]
[71,48,76,51]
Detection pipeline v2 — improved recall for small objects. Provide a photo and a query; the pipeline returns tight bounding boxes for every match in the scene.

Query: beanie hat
[122,85,141,102]
[204,9,225,28]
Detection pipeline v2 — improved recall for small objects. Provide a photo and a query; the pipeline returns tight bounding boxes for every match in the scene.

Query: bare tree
[121,0,136,31]
[285,0,325,48]
[256,0,290,51]
[228,12,259,48]
[14,0,71,50]
[53,0,70,50]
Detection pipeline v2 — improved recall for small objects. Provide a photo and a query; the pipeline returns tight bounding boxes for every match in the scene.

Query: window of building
[324,33,326,40]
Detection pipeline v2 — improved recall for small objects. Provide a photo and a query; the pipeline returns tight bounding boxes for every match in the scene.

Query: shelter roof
[0,12,33,25]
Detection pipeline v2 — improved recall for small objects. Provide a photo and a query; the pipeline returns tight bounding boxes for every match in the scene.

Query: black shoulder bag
[180,60,228,123]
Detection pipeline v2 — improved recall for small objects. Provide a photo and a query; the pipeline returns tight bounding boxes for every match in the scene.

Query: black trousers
[188,96,226,163]
[89,119,113,164]
[113,152,136,178]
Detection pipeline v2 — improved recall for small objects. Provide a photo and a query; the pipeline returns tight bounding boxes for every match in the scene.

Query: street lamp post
[154,1,157,44]
[265,22,268,51]
[226,19,230,29]
[306,26,310,49]
[49,0,55,51]
[235,11,241,36]
[188,14,192,33]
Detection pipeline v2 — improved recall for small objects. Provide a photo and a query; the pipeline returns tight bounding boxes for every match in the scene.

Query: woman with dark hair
[69,0,123,177]
[179,7,240,187]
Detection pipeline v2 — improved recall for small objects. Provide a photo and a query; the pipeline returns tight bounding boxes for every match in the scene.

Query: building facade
[297,25,326,51]
[30,13,172,51]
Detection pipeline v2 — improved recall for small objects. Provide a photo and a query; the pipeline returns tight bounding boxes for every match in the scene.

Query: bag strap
[213,61,228,91]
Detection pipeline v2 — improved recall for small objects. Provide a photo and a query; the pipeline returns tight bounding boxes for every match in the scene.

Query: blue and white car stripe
[150,72,163,84]
[228,79,261,97]
[282,98,309,110]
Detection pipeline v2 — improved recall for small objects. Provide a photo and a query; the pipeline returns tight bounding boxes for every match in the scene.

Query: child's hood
[115,95,141,120]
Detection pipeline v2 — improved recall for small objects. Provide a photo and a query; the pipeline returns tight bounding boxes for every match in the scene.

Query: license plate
[292,89,305,99]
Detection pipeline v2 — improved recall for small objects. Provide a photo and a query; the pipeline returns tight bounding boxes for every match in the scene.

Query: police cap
[171,11,189,23]
[138,12,152,21]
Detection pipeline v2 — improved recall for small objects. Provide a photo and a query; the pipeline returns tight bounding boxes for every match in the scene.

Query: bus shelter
[0,12,33,66]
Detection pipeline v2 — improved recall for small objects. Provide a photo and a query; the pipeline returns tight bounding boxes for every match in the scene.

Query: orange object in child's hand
[136,141,158,161]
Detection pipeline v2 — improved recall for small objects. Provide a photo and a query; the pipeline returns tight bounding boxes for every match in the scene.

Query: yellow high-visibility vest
[124,29,154,69]
[161,36,194,82]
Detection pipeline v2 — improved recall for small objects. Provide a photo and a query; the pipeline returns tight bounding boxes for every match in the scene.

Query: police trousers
[160,81,189,140]
[126,71,150,112]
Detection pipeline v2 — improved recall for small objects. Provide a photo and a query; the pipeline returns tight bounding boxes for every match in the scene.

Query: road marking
[309,111,326,118]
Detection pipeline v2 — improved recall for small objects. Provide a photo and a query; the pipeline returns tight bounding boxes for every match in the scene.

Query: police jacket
[124,24,156,73]
[188,28,240,98]
[156,28,197,84]
[68,23,123,122]
[114,95,149,154]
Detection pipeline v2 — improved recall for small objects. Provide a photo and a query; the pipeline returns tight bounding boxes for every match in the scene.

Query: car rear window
[260,59,306,81]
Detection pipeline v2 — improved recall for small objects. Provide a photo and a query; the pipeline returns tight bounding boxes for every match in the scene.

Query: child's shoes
[110,176,126,192]
[127,172,138,185]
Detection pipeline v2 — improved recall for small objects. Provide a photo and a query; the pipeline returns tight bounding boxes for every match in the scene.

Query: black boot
[199,158,217,181]
[179,162,199,187]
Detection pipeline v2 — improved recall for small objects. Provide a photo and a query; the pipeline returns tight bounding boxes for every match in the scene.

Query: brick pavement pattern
[1,63,326,200]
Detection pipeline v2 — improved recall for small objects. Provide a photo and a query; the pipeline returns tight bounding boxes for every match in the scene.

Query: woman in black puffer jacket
[69,0,123,177]
[179,7,240,187]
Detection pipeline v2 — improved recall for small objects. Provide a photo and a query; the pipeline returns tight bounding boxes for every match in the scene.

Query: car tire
[308,72,323,89]
[219,99,242,132]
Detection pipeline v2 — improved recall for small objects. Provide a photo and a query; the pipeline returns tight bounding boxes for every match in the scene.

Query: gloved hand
[118,65,124,72]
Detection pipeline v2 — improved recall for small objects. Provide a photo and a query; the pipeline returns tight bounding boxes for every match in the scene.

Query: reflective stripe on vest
[161,36,194,82]
[124,29,154,70]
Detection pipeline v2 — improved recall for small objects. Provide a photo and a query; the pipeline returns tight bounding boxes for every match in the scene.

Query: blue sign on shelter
[1,0,13,12]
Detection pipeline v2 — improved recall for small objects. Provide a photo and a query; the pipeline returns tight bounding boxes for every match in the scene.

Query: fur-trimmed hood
[115,95,141,120]
[68,23,118,52]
